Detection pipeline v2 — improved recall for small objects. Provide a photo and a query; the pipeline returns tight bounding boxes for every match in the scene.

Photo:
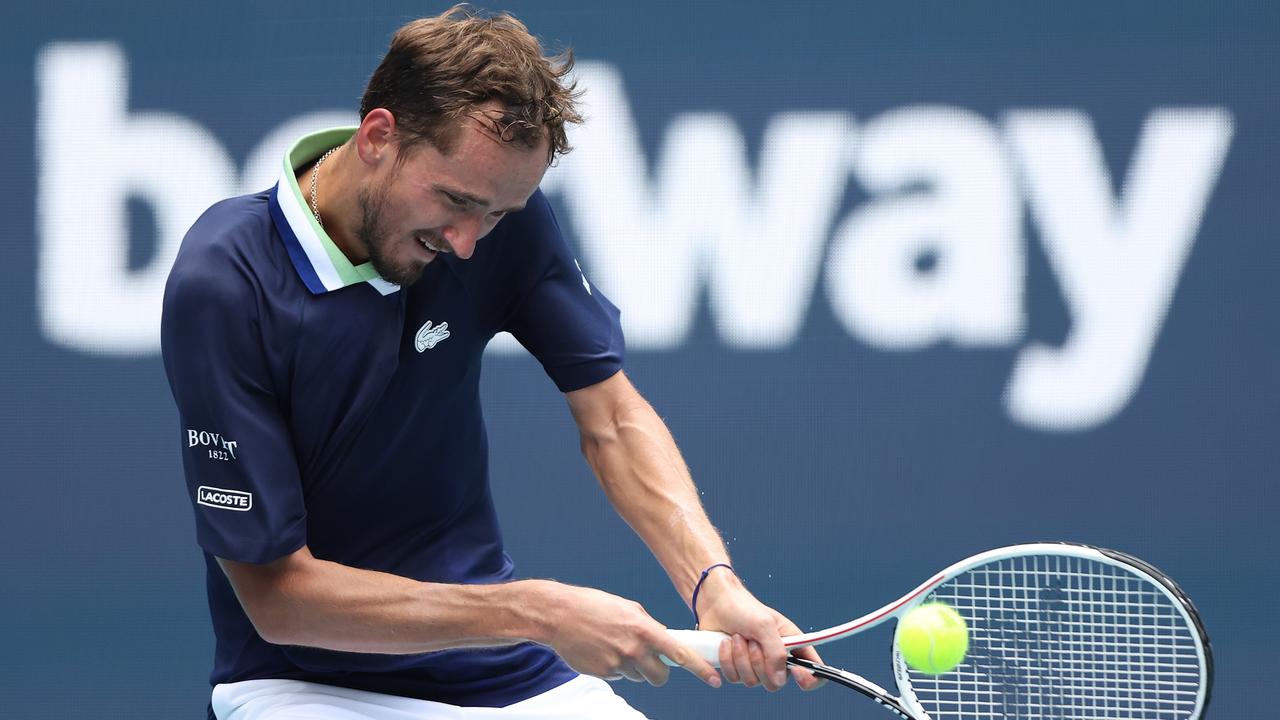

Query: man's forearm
[568,374,824,692]
[219,549,560,653]
[570,376,735,605]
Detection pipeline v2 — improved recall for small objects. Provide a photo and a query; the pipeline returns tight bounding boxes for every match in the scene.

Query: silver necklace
[309,147,337,227]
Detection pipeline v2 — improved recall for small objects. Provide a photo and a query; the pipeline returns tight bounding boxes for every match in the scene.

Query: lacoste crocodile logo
[415,320,451,352]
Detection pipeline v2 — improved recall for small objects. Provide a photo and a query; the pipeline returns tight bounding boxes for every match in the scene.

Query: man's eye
[445,193,468,208]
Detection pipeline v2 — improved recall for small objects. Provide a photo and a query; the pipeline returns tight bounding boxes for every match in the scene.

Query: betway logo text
[35,44,1233,431]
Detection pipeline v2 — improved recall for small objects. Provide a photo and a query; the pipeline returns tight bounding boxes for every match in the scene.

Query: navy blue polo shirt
[161,128,624,707]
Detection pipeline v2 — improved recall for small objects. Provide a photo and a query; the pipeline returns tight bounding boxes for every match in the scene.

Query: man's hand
[693,570,826,692]
[541,583,723,688]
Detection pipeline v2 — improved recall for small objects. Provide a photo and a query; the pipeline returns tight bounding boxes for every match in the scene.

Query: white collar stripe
[275,158,347,293]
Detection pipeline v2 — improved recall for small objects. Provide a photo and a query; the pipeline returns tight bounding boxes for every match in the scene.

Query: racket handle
[663,629,730,667]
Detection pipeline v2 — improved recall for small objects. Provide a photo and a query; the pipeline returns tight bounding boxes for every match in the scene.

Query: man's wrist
[690,563,746,620]
[689,562,733,625]
[504,579,564,645]
[700,566,745,593]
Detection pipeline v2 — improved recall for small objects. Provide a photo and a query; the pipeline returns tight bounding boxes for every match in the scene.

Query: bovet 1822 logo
[188,428,238,462]
[197,486,253,512]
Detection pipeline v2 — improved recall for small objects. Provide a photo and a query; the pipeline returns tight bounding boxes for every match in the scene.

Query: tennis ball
[895,602,969,675]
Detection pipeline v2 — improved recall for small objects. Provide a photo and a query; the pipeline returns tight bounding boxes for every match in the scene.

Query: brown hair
[360,4,582,164]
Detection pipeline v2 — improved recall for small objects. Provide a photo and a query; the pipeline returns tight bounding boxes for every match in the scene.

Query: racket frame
[886,542,1213,720]
[669,542,1213,720]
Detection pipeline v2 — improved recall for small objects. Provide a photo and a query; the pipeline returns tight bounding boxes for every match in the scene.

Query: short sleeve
[500,193,625,392]
[161,245,307,564]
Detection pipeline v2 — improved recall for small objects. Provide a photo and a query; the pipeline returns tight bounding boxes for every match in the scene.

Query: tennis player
[162,6,821,719]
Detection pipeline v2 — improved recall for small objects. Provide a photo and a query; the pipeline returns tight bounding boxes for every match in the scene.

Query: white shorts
[210,675,652,720]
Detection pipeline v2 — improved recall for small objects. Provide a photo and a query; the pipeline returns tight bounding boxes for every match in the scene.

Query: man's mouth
[417,234,447,254]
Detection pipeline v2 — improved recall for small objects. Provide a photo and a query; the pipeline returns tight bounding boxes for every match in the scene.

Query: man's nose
[442,216,482,259]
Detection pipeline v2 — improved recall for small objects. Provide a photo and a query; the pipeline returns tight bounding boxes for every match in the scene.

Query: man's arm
[218,544,721,687]
[566,371,824,692]
[218,545,550,653]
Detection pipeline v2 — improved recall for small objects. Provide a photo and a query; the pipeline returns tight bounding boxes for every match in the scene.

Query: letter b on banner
[36,43,236,355]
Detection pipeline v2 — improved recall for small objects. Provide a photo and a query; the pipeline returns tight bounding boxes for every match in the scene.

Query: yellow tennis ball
[896,602,969,675]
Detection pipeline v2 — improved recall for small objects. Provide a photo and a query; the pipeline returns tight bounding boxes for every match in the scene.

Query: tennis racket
[666,542,1212,719]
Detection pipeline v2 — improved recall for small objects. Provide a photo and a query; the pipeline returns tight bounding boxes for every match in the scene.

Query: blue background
[1,1,1275,717]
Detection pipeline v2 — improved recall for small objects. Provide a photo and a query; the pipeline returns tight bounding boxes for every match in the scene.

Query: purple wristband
[691,562,735,629]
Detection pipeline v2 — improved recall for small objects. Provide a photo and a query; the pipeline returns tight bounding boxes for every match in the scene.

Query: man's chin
[371,259,427,287]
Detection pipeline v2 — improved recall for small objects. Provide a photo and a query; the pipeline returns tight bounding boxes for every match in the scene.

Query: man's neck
[298,145,367,265]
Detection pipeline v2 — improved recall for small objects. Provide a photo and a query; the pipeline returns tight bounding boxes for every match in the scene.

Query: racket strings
[901,554,1203,720]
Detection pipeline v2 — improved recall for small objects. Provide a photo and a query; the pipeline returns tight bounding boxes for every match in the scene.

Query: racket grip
[663,629,730,667]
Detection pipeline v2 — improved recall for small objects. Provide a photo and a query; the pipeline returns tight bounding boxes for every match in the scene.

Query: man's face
[354,114,550,286]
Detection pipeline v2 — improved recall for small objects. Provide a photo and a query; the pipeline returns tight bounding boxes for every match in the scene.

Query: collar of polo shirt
[272,127,400,296]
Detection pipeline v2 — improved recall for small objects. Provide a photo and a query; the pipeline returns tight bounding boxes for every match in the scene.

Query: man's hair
[360,4,582,164]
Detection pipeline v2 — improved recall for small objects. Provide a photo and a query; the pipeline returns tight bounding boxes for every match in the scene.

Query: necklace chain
[309,147,338,228]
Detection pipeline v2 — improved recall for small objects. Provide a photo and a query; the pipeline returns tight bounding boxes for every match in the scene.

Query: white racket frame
[667,542,1210,720]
